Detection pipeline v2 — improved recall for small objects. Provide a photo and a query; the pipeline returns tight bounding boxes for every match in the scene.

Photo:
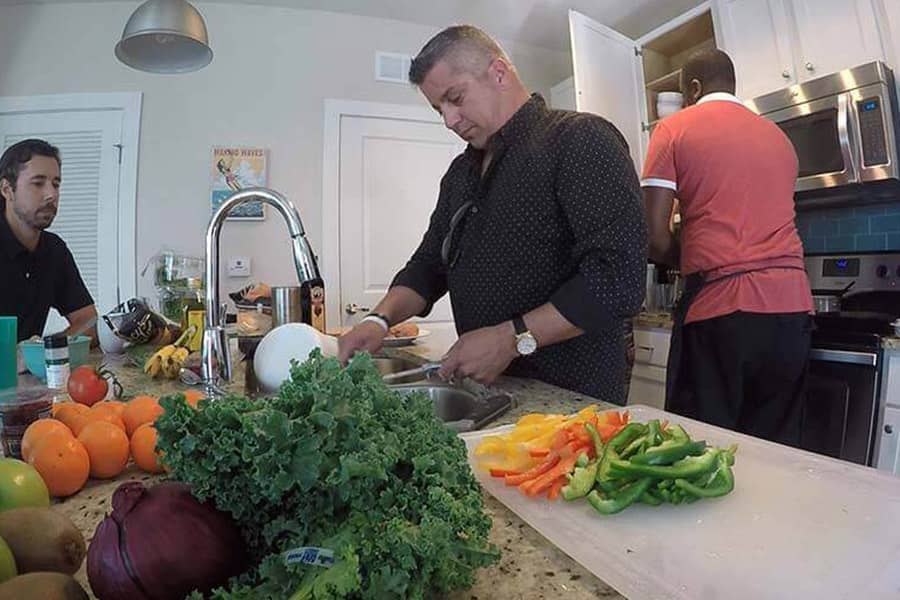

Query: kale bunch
[156,351,498,599]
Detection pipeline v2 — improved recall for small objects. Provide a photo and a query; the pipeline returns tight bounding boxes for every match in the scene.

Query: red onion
[87,481,248,600]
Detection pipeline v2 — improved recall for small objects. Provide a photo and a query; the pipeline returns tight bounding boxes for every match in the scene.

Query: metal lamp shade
[115,0,213,73]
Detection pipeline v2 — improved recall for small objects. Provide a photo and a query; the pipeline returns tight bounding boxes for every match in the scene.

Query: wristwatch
[512,315,538,356]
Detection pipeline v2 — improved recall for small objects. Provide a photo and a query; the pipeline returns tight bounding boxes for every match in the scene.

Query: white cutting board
[461,405,900,600]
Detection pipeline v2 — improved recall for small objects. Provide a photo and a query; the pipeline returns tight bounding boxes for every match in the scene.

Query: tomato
[67,366,109,407]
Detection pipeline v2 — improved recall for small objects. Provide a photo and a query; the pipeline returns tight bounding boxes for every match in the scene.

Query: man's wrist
[361,313,390,332]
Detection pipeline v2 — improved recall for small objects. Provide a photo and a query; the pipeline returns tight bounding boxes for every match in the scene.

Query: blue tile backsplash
[797,200,900,254]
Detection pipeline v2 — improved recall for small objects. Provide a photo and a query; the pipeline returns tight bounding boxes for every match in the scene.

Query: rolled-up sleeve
[549,117,648,334]
[389,167,456,316]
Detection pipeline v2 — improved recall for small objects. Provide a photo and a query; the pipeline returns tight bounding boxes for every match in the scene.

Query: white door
[0,110,123,334]
[789,0,889,81]
[716,0,797,99]
[568,10,647,171]
[338,114,463,328]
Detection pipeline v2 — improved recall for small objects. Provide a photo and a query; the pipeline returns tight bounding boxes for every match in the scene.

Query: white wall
[0,1,571,315]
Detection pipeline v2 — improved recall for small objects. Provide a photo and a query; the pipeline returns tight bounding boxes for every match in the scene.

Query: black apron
[665,263,807,412]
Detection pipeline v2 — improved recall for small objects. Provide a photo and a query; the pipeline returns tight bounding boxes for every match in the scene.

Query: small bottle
[43,333,70,390]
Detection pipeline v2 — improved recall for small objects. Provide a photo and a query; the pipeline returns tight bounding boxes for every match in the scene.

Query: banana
[143,325,199,379]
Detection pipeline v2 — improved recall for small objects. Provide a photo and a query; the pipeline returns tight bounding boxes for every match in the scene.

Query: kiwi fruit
[0,508,85,574]
[0,571,88,600]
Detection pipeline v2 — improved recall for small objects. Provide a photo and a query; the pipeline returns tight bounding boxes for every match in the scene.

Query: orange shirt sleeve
[640,122,677,191]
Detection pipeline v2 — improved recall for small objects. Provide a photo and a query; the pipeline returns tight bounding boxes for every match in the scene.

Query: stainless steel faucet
[201,187,321,388]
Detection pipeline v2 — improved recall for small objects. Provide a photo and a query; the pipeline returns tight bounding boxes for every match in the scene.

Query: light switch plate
[227,256,251,277]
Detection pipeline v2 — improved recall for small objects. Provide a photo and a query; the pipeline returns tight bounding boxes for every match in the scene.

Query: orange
[77,421,130,479]
[91,400,126,419]
[66,413,91,437]
[51,401,89,419]
[28,434,90,497]
[122,396,163,437]
[83,409,126,433]
[182,390,205,409]
[130,424,165,474]
[52,402,89,431]
[21,419,72,463]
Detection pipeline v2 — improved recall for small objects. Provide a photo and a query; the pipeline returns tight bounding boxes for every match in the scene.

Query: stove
[803,253,900,466]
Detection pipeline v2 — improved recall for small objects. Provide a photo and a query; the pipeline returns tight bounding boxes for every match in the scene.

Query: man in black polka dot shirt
[338,25,647,404]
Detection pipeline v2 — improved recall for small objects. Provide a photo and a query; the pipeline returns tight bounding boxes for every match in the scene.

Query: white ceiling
[0,0,705,51]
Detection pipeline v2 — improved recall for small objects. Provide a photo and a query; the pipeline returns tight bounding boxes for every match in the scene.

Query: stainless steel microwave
[748,62,900,200]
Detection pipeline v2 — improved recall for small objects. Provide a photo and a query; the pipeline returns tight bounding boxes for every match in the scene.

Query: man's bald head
[680,48,736,106]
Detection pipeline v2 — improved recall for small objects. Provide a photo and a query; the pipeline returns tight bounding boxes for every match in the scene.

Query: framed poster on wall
[210,147,268,220]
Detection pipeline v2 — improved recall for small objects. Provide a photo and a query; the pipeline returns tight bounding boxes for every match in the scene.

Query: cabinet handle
[782,69,791,79]
[886,424,895,434]
[805,62,815,71]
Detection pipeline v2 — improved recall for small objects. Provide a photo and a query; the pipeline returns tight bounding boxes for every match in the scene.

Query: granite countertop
[633,311,673,329]
[52,342,624,600]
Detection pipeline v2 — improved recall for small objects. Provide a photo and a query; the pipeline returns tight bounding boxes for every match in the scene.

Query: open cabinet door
[568,10,647,171]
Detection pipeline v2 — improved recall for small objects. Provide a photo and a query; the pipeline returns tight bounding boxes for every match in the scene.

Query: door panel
[717,0,796,99]
[569,10,646,170]
[338,115,463,327]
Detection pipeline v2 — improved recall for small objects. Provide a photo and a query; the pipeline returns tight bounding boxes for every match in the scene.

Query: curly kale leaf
[157,351,498,599]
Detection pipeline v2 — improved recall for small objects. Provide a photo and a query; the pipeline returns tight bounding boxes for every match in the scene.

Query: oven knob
[887,425,895,435]
[876,265,889,279]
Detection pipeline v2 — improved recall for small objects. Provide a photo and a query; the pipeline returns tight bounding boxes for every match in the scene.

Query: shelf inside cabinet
[646,69,682,94]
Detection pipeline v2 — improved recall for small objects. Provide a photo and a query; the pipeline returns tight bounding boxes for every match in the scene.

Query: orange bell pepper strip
[520,454,580,496]
[489,468,520,478]
[529,447,551,458]
[505,454,560,486]
[547,476,566,501]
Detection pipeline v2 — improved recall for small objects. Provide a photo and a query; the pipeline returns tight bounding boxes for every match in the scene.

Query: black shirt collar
[0,206,42,260]
[464,93,548,162]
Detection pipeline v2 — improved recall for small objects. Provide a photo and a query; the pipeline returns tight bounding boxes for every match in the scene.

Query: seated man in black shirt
[338,26,647,404]
[0,139,97,343]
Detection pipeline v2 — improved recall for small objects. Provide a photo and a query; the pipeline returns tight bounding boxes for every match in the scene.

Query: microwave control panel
[858,97,888,166]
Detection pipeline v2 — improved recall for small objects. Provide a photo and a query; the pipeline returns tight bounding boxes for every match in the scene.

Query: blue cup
[0,317,16,390]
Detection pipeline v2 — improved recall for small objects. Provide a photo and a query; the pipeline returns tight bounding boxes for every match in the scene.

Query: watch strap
[512,315,528,335]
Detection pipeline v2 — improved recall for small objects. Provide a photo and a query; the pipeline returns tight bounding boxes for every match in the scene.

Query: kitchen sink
[372,356,434,384]
[391,383,513,432]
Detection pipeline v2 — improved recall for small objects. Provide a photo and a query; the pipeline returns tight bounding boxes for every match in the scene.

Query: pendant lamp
[115,0,213,73]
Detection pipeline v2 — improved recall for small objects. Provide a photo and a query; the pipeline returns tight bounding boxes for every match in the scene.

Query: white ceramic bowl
[97,318,127,354]
[657,91,684,118]
[253,323,338,392]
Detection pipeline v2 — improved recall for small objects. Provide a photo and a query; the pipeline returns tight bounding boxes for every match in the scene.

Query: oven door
[805,348,880,465]
[766,93,858,192]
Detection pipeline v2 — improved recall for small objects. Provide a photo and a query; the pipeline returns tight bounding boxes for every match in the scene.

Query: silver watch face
[517,333,537,355]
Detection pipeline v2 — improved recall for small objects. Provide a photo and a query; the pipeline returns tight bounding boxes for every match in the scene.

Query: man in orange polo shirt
[642,49,813,446]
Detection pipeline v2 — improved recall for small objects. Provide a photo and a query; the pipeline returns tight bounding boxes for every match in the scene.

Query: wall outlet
[227,256,251,277]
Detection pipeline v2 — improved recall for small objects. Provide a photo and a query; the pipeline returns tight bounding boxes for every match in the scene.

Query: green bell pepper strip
[609,448,720,480]
[674,453,735,498]
[620,434,650,459]
[584,422,604,458]
[575,451,591,469]
[669,424,690,444]
[561,461,599,501]
[587,478,653,515]
[647,419,663,447]
[607,423,648,453]
[630,440,708,466]
[639,490,663,506]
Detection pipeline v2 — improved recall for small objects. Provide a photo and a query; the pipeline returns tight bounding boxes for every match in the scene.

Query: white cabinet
[876,350,900,475]
[568,3,720,172]
[716,0,894,100]
[716,0,796,99]
[789,0,890,79]
[884,0,900,71]
[627,326,672,410]
[549,76,576,111]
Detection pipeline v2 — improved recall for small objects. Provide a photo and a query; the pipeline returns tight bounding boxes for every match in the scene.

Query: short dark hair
[681,48,736,95]
[0,138,61,190]
[409,25,509,85]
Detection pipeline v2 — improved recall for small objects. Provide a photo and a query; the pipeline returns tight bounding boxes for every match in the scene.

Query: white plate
[382,328,431,347]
